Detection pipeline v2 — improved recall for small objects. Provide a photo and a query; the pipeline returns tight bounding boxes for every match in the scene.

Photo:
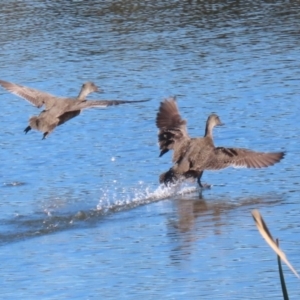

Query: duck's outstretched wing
[204,147,285,170]
[78,99,149,109]
[56,99,149,125]
[0,79,57,109]
[156,97,189,157]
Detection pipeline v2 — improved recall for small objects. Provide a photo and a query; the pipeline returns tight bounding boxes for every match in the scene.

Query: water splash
[96,182,198,214]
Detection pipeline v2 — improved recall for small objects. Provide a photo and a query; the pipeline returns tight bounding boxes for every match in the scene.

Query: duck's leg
[42,132,48,140]
[197,171,211,189]
[24,126,31,134]
[197,171,204,187]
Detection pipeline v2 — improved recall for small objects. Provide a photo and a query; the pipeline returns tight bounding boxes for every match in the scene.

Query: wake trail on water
[0,182,198,245]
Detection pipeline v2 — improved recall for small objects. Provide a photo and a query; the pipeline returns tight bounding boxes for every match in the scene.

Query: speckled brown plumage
[156,97,285,188]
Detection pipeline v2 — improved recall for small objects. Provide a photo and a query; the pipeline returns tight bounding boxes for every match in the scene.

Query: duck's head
[205,114,224,137]
[82,82,101,94]
[207,114,223,128]
[78,82,102,100]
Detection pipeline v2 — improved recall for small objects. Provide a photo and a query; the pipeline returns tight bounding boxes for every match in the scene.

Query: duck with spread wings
[0,79,149,139]
[156,97,285,188]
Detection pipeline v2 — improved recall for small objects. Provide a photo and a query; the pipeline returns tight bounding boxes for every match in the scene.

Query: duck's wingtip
[280,151,286,159]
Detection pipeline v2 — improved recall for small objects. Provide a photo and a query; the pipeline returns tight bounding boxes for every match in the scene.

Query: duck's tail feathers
[159,168,180,185]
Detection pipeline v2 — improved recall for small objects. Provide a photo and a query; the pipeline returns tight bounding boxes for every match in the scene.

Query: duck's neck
[204,122,214,139]
[77,88,90,100]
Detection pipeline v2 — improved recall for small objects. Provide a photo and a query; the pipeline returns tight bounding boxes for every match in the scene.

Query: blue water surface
[0,1,300,299]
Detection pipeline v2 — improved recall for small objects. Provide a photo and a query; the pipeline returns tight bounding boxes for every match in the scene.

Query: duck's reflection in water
[166,192,284,260]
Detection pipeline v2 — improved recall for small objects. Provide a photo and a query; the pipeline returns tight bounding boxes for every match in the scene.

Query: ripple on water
[0,1,300,299]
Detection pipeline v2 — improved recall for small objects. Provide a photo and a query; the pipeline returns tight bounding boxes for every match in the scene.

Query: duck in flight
[156,97,285,188]
[0,79,148,139]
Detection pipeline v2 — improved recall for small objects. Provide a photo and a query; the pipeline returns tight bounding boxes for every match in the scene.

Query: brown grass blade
[251,209,299,279]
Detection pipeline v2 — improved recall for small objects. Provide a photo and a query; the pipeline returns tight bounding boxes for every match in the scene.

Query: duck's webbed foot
[197,171,211,189]
[24,126,31,134]
[42,132,48,140]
